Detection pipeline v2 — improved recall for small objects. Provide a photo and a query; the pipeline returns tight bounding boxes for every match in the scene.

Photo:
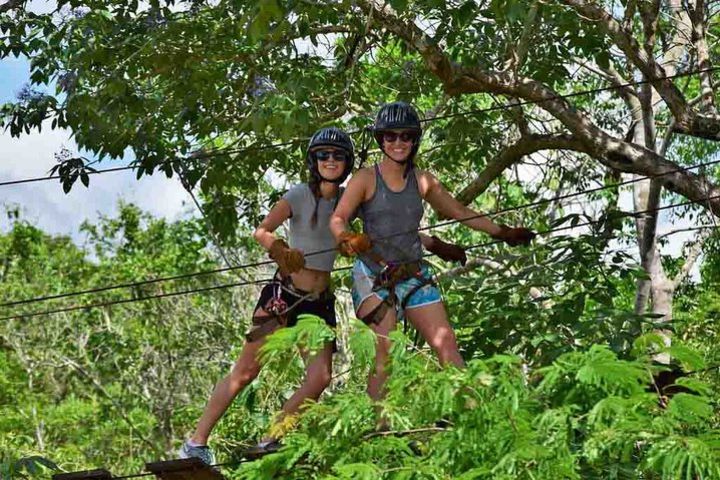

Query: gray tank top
[359,164,424,270]
[283,184,339,272]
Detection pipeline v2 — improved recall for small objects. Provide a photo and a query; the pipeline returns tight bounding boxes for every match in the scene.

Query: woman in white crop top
[179,127,354,462]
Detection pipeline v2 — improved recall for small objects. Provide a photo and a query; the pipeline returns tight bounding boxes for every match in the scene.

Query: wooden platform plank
[53,469,113,480]
[145,458,223,480]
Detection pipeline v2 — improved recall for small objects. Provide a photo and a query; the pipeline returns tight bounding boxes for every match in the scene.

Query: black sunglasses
[314,149,348,162]
[382,131,418,143]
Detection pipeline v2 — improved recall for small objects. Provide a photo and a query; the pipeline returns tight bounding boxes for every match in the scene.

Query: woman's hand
[337,231,372,257]
[491,225,536,246]
[268,239,306,275]
[422,234,467,265]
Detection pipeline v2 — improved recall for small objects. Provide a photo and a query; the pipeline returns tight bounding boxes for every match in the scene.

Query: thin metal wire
[2,67,719,188]
[3,192,719,322]
[3,157,719,310]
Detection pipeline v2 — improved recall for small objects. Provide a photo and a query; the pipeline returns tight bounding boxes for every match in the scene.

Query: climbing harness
[246,272,329,342]
[358,240,437,330]
[264,282,289,316]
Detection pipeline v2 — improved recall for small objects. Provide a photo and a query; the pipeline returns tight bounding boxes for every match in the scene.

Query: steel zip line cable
[0,156,720,307]
[1,66,719,188]
[3,156,719,310]
[2,192,719,322]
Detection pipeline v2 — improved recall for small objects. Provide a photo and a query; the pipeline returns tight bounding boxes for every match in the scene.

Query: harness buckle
[374,261,400,289]
[265,297,288,316]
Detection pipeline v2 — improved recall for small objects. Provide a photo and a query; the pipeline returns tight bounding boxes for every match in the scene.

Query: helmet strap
[384,148,408,164]
[320,174,345,184]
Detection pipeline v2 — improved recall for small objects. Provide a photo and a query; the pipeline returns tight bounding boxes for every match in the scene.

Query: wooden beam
[53,470,113,480]
[145,458,224,480]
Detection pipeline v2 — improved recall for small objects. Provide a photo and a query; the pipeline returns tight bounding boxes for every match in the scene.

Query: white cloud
[0,126,192,239]
[26,0,56,14]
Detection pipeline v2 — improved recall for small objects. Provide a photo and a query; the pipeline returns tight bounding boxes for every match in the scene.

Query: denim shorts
[351,259,442,315]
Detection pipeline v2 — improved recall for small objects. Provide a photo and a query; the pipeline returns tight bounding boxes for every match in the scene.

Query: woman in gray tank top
[180,127,353,462]
[330,102,535,403]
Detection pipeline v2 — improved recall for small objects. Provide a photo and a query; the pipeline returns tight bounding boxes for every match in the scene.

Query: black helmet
[373,101,422,136]
[372,101,422,171]
[306,127,354,184]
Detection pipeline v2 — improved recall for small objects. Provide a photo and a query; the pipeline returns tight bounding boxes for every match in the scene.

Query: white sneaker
[178,440,215,465]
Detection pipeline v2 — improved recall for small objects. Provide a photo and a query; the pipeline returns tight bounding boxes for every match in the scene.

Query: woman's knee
[229,362,260,390]
[308,368,332,393]
[357,295,384,322]
[427,328,459,353]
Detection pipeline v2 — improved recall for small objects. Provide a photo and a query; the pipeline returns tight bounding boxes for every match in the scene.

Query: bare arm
[330,170,370,239]
[417,171,503,236]
[252,199,292,250]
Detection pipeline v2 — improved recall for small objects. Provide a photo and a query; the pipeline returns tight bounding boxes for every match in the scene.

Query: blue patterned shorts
[351,259,442,315]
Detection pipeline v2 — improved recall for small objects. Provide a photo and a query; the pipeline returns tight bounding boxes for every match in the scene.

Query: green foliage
[2,0,720,475]
[446,217,652,365]
[0,205,258,471]
[233,341,720,479]
[0,455,57,480]
[260,314,336,368]
[1,203,720,478]
[0,0,627,241]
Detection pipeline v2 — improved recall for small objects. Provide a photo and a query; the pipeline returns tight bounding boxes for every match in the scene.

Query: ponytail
[309,175,321,228]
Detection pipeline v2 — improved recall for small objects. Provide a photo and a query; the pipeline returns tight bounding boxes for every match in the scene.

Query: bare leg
[191,309,274,445]
[279,342,334,417]
[357,295,398,401]
[406,301,464,367]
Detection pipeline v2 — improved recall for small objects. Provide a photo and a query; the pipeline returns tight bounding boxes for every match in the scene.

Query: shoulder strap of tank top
[403,168,421,200]
[409,168,419,188]
[373,163,388,193]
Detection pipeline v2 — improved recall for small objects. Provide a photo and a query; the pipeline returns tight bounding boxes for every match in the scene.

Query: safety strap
[359,298,390,325]
[357,251,435,327]
[399,275,436,311]
[247,273,328,341]
[357,126,373,168]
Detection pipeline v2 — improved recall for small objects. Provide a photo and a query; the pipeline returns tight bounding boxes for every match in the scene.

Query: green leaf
[388,0,408,12]
[667,345,705,371]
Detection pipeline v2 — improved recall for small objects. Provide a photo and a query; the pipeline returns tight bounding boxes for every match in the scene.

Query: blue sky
[0,56,190,240]
[0,57,30,103]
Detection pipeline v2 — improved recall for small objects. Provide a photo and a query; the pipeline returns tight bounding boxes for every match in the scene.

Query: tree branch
[658,224,716,240]
[0,0,24,13]
[560,0,720,140]
[357,0,720,216]
[437,255,546,302]
[59,355,160,455]
[688,0,716,111]
[455,133,589,205]
[559,0,690,121]
[672,227,713,289]
[362,426,447,440]
[663,0,693,77]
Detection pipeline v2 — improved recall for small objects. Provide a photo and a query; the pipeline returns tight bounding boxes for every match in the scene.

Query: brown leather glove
[492,225,536,246]
[337,231,372,257]
[268,239,305,275]
[425,235,467,265]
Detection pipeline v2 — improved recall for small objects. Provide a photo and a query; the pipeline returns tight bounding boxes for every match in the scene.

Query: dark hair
[308,175,342,229]
[309,175,322,228]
